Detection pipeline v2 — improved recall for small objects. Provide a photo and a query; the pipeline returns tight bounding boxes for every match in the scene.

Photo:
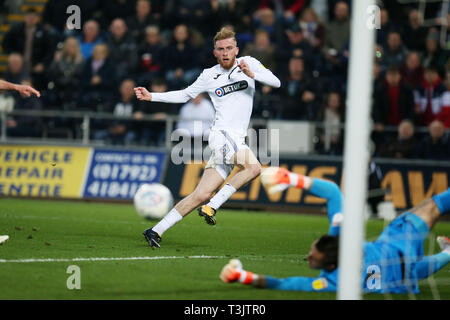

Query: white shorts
[205,129,249,180]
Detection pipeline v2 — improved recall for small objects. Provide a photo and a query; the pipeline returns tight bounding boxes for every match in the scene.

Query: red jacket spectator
[414,66,449,126]
[258,0,308,16]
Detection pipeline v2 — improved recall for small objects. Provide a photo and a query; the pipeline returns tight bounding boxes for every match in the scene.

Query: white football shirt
[151,56,281,137]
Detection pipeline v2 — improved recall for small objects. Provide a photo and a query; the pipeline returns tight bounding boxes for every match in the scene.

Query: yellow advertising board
[0,145,91,198]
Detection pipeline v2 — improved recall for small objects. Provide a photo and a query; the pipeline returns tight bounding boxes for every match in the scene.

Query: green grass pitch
[0,198,449,300]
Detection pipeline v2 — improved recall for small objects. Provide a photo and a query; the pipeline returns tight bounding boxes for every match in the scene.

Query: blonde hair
[213,27,236,46]
[63,36,83,62]
[300,7,321,24]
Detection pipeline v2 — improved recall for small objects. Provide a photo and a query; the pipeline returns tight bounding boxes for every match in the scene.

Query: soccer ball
[133,183,173,220]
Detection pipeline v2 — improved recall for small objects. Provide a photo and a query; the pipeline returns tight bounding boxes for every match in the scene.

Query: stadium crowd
[0,0,450,160]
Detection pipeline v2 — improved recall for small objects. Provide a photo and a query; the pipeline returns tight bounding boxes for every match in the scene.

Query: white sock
[152,208,183,236]
[207,183,237,210]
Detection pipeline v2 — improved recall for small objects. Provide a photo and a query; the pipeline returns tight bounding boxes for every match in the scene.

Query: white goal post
[338,0,376,300]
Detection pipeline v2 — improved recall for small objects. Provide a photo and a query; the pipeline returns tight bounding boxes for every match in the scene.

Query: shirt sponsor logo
[215,80,248,97]
[312,278,328,291]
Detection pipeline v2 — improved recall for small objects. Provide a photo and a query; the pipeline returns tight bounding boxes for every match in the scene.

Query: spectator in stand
[208,0,257,39]
[2,79,43,138]
[422,29,448,74]
[93,79,140,145]
[101,0,136,28]
[126,0,160,45]
[172,0,213,37]
[138,78,178,146]
[372,66,415,153]
[323,1,350,61]
[316,90,345,155]
[322,1,350,91]
[376,8,397,48]
[414,65,448,126]
[137,25,164,85]
[400,51,424,89]
[253,8,280,42]
[77,19,105,60]
[259,0,309,16]
[373,60,383,88]
[162,24,201,90]
[257,0,310,26]
[437,87,450,128]
[242,29,276,71]
[378,119,418,159]
[212,1,259,48]
[415,120,450,160]
[2,53,31,114]
[106,18,138,81]
[47,37,84,109]
[402,8,428,52]
[298,6,325,49]
[79,43,117,112]
[2,8,56,90]
[275,24,313,77]
[372,65,415,129]
[176,93,215,140]
[3,53,30,85]
[380,31,408,70]
[278,56,318,120]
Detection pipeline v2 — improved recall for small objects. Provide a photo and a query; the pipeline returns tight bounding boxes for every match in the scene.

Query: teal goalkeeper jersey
[262,179,449,293]
[264,242,407,293]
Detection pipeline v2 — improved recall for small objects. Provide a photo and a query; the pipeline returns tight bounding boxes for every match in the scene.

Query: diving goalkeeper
[220,167,450,293]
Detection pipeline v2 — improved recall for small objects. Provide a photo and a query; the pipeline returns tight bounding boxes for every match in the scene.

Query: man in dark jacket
[372,65,415,152]
[105,18,138,82]
[79,43,117,112]
[416,120,450,160]
[2,8,56,89]
[372,66,415,127]
[279,56,318,120]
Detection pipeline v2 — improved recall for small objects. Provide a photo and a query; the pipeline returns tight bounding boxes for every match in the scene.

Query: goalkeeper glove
[261,167,307,194]
[220,259,258,285]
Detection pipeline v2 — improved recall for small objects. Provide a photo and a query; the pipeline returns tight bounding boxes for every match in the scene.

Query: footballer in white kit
[135,27,281,248]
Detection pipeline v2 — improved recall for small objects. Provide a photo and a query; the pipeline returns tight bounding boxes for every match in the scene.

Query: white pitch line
[0,255,227,264]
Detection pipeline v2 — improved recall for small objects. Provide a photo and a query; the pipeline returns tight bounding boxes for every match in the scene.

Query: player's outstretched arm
[415,236,450,280]
[0,80,40,97]
[134,70,207,104]
[220,259,335,292]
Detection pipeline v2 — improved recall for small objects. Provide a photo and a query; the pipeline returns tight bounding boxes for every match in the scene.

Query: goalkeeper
[220,167,450,293]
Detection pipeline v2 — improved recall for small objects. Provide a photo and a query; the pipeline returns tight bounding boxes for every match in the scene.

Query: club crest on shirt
[221,143,230,157]
[215,80,248,97]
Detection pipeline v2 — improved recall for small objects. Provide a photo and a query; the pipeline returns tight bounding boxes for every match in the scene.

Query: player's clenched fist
[238,60,254,79]
[134,87,152,101]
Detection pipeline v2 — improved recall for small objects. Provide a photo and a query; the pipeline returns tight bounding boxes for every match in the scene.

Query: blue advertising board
[82,149,166,199]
